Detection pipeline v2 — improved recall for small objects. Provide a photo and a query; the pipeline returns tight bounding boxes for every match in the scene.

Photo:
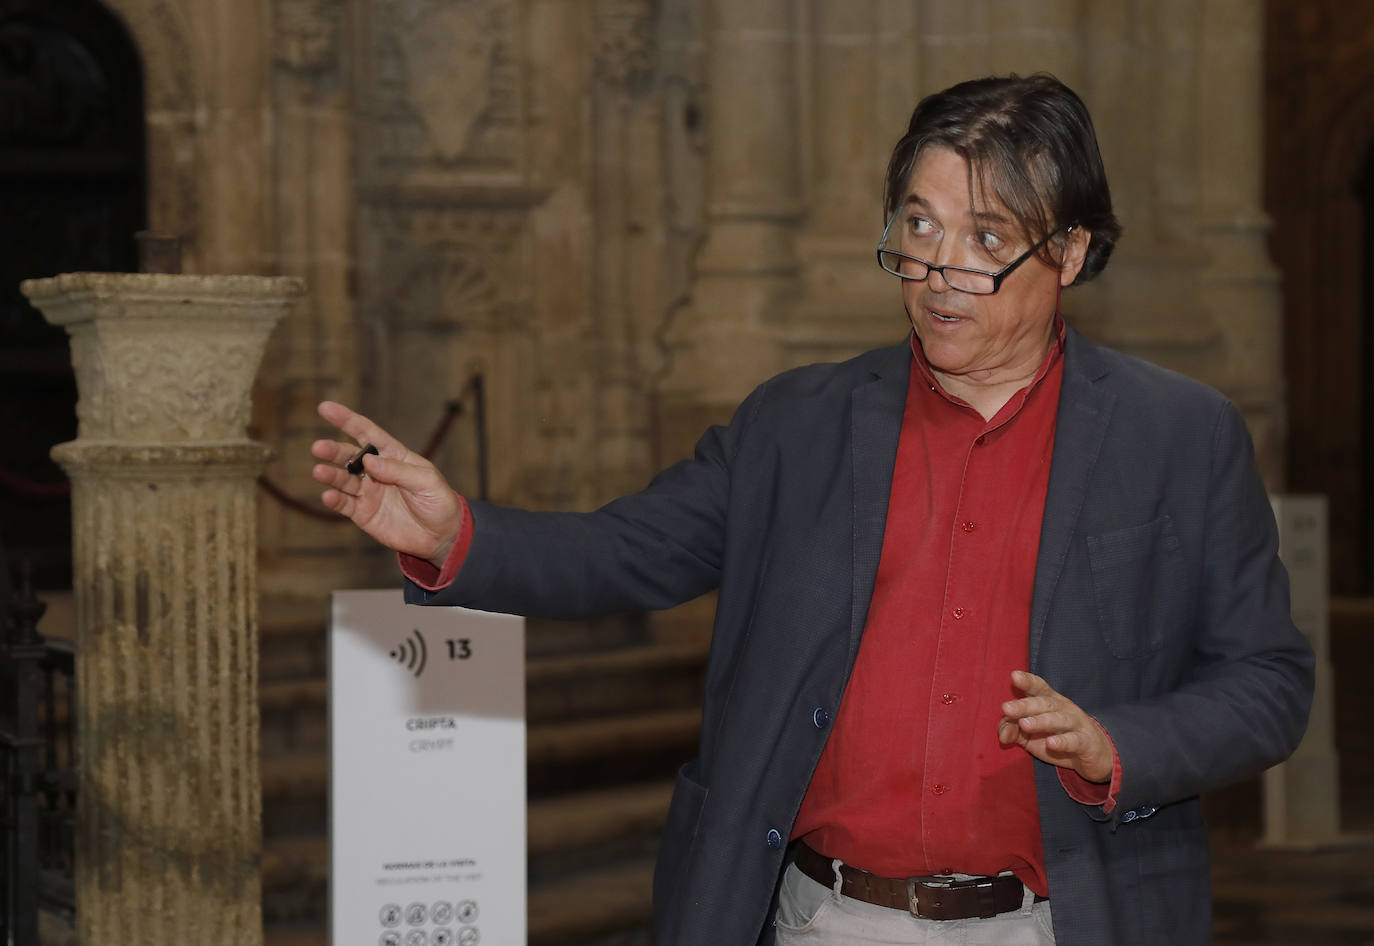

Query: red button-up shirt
[400,322,1117,899]
[791,325,1067,897]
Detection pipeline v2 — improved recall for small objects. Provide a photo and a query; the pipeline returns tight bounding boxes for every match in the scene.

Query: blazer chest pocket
[1086,515,1182,658]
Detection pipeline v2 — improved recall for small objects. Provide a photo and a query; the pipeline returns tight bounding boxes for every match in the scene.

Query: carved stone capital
[21,273,301,443]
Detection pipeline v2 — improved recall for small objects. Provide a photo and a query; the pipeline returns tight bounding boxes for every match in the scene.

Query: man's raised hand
[311,401,464,567]
[998,669,1114,784]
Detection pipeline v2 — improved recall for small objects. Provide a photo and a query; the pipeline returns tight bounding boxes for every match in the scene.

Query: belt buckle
[905,877,922,917]
[906,874,999,920]
[905,875,953,918]
[949,875,1001,919]
[946,876,995,891]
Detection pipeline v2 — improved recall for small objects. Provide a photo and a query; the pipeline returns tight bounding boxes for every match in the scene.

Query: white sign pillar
[331,590,527,946]
[1264,495,1342,847]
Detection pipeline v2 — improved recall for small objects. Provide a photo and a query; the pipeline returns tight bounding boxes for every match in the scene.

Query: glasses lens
[942,269,996,294]
[878,250,929,280]
[876,210,1003,293]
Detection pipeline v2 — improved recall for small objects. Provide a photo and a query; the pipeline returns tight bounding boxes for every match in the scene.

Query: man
[312,74,1313,945]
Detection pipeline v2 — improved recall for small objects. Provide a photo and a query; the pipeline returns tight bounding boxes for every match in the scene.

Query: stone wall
[97,0,1283,599]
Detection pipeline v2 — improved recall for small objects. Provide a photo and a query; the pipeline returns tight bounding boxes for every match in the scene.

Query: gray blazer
[408,326,1314,945]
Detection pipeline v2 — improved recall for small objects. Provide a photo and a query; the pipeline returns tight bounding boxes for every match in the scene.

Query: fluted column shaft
[22,273,298,946]
[1197,0,1285,486]
[57,443,269,944]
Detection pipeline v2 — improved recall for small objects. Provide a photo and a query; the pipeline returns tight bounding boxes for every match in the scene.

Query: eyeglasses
[876,210,1063,295]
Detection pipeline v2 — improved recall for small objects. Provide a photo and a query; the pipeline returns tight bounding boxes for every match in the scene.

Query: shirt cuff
[1057,719,1121,814]
[397,494,473,591]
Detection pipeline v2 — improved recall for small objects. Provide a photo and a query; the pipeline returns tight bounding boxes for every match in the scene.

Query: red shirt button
[932,783,948,796]
[952,607,964,619]
[962,521,975,533]
[941,693,958,705]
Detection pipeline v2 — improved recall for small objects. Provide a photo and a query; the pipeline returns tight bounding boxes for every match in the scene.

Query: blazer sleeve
[1091,401,1315,821]
[402,381,768,618]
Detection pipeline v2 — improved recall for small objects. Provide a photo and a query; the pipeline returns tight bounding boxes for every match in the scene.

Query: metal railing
[2,566,76,946]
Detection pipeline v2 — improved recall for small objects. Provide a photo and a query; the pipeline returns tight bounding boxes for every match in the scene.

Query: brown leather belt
[793,842,1040,921]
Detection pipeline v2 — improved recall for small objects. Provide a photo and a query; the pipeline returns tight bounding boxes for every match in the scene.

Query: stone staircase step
[260,754,330,839]
[263,834,327,880]
[528,856,656,946]
[259,678,328,756]
[527,780,674,857]
[526,708,700,796]
[527,707,700,765]
[525,613,653,658]
[260,597,329,684]
[264,927,324,946]
[261,753,329,800]
[526,642,707,724]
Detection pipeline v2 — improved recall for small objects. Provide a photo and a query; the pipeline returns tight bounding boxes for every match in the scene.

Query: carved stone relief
[273,0,342,74]
[595,0,656,90]
[366,0,522,172]
[363,203,532,331]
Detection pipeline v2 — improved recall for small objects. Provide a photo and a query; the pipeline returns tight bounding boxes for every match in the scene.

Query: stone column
[658,0,801,451]
[1265,495,1342,847]
[787,1,909,367]
[20,273,299,946]
[1196,0,1285,486]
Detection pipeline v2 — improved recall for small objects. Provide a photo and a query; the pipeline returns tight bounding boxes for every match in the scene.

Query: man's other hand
[311,401,465,567]
[998,669,1113,784]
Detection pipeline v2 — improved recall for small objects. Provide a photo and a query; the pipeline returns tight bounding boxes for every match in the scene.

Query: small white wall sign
[330,590,527,946]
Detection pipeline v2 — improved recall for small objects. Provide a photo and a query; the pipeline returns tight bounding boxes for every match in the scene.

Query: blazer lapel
[849,342,911,664]
[1029,327,1115,668]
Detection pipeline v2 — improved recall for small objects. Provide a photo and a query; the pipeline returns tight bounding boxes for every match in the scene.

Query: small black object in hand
[346,443,379,475]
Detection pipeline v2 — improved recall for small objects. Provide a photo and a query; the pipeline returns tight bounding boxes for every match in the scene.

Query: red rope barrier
[0,470,71,500]
[0,387,480,520]
[258,391,475,520]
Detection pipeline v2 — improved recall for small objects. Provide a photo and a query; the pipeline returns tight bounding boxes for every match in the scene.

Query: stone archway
[99,0,273,275]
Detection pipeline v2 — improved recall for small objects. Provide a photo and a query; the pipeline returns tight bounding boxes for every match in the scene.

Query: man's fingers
[1011,669,1051,695]
[997,718,1022,746]
[1045,730,1086,754]
[311,438,369,467]
[1002,695,1056,719]
[312,461,359,492]
[317,401,408,458]
[1018,710,1076,736]
[319,487,355,518]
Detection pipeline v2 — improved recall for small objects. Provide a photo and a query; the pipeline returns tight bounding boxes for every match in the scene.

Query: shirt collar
[909,314,1067,412]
